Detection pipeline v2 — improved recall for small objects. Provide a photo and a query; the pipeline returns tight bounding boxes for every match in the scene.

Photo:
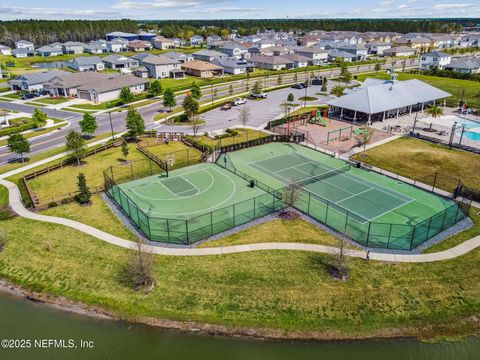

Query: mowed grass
[35,97,70,105]
[352,137,480,190]
[198,219,357,249]
[189,129,268,149]
[0,213,479,339]
[137,140,202,169]
[357,72,480,109]
[41,194,138,241]
[27,144,148,204]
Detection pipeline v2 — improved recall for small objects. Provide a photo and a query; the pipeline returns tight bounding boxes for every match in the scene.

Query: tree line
[142,18,470,38]
[0,19,138,47]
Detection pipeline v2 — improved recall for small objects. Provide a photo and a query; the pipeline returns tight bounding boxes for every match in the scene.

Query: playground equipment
[308,109,327,126]
[326,126,353,144]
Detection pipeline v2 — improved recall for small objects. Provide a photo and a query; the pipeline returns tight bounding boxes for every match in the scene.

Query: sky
[0,0,479,20]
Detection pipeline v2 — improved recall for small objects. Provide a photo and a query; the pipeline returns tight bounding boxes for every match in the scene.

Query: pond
[31,61,72,69]
[0,291,478,360]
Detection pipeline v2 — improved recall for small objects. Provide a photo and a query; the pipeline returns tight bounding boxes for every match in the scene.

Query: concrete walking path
[1,178,479,262]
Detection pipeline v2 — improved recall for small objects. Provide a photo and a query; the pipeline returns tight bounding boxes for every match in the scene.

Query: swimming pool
[419,115,480,142]
[455,117,480,141]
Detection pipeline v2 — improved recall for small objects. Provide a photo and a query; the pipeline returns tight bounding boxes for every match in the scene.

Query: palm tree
[425,104,444,118]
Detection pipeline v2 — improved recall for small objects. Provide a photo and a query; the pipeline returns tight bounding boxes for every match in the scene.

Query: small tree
[277,74,283,85]
[293,72,298,83]
[163,88,176,111]
[252,80,262,95]
[79,113,97,138]
[121,140,129,161]
[339,63,352,84]
[321,80,327,93]
[354,125,374,157]
[425,104,444,118]
[287,93,295,103]
[190,116,203,137]
[119,87,134,105]
[125,107,145,140]
[281,180,302,219]
[331,234,349,281]
[32,108,47,128]
[122,242,156,291]
[149,80,162,97]
[374,62,382,73]
[331,85,345,97]
[7,133,30,163]
[76,172,91,205]
[237,106,251,128]
[66,130,86,166]
[280,102,292,120]
[182,95,199,122]
[190,82,202,99]
[228,84,234,96]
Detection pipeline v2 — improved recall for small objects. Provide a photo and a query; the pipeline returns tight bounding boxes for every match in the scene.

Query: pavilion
[327,73,451,123]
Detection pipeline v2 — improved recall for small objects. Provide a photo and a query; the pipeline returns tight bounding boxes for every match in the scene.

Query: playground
[271,108,393,153]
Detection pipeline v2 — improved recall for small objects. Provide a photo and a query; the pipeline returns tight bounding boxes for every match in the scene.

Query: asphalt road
[0,59,418,165]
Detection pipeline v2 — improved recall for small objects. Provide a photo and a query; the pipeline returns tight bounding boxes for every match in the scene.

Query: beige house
[181,60,224,78]
[153,36,176,50]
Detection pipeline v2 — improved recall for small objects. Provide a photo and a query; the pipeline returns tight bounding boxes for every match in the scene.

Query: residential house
[248,54,293,70]
[153,36,176,50]
[127,40,152,52]
[327,49,357,62]
[218,43,250,59]
[173,38,186,47]
[444,57,480,74]
[107,38,129,53]
[163,52,194,63]
[252,39,276,50]
[394,37,431,52]
[190,35,204,46]
[15,40,34,50]
[84,42,108,54]
[330,44,368,61]
[140,55,184,79]
[62,41,84,55]
[70,56,105,72]
[36,45,63,57]
[0,45,12,55]
[293,47,328,65]
[9,69,69,91]
[261,46,292,56]
[244,35,262,43]
[12,49,35,58]
[419,51,452,70]
[367,41,391,55]
[192,49,227,62]
[382,46,416,57]
[211,57,253,75]
[206,35,222,45]
[279,54,310,69]
[102,55,139,69]
[132,67,150,78]
[181,60,223,78]
[297,36,320,47]
[207,40,228,50]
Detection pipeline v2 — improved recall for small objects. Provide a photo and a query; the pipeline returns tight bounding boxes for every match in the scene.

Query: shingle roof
[211,57,252,68]
[73,56,103,66]
[10,69,69,85]
[192,49,225,57]
[328,78,451,115]
[249,54,293,65]
[141,55,178,65]
[77,74,149,93]
[181,60,223,71]
[422,50,450,58]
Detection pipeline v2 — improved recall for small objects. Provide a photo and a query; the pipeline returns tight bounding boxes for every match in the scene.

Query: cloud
[0,5,120,18]
[433,3,475,11]
[113,0,222,10]
[179,6,265,14]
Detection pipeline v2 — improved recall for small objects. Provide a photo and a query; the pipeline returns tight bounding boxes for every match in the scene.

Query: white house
[9,69,69,91]
[0,45,12,55]
[140,55,183,79]
[15,40,34,50]
[367,42,391,55]
[293,47,328,65]
[190,35,204,46]
[192,49,227,62]
[248,54,293,70]
[419,51,452,70]
[107,38,128,53]
[70,57,105,72]
[153,36,176,50]
[36,45,63,57]
[219,43,250,59]
[62,42,84,55]
[211,57,253,75]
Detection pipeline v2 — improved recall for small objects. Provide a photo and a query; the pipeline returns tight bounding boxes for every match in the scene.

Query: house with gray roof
[15,40,34,50]
[163,52,194,63]
[190,35,204,46]
[381,46,416,57]
[327,72,451,123]
[366,41,391,55]
[12,48,35,58]
[248,54,293,70]
[327,48,357,62]
[0,45,12,55]
[63,42,85,54]
[36,45,63,57]
[293,47,328,65]
[279,54,310,69]
[102,55,139,69]
[70,56,105,72]
[419,51,452,70]
[444,57,480,74]
[211,57,253,75]
[218,42,250,59]
[9,69,69,91]
[192,49,227,62]
[140,55,184,79]
[331,44,368,61]
[107,38,129,53]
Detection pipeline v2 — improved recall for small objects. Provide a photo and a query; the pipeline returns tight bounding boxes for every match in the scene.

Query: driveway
[156,85,333,134]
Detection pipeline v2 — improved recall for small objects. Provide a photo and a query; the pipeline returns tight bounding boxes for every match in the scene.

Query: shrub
[225,128,239,136]
[0,122,36,137]
[48,201,58,208]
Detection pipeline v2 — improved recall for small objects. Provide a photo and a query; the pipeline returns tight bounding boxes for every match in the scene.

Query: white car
[233,98,247,106]
[250,92,267,99]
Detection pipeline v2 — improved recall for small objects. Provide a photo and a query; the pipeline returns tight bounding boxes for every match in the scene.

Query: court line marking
[335,188,373,203]
[137,167,241,217]
[161,176,200,197]
[127,169,214,201]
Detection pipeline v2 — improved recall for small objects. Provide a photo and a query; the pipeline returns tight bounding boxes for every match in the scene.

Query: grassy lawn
[41,194,137,241]
[35,97,70,105]
[0,212,479,339]
[0,123,66,147]
[27,144,148,205]
[1,93,22,100]
[60,107,97,114]
[298,96,319,102]
[0,184,8,208]
[357,72,480,109]
[24,102,47,107]
[69,102,109,111]
[199,219,357,249]
[138,140,202,169]
[351,137,480,190]
[186,129,268,149]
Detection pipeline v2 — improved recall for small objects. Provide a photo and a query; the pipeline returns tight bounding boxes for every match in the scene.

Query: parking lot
[157,84,333,134]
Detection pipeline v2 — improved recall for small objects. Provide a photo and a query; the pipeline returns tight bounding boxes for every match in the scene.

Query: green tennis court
[222,143,466,250]
[108,163,283,244]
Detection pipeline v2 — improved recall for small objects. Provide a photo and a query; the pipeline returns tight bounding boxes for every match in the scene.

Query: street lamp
[108,111,115,140]
[411,102,421,136]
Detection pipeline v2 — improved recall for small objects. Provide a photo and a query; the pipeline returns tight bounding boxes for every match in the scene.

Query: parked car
[39,90,50,96]
[250,92,267,99]
[291,83,304,89]
[221,102,233,111]
[233,98,247,106]
[311,78,323,86]
[21,93,35,100]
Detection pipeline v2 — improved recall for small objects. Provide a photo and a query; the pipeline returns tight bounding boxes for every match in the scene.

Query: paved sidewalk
[1,178,479,262]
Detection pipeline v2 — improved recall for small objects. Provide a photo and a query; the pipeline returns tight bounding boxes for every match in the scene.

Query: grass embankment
[199,219,357,249]
[0,210,479,339]
[357,72,480,109]
[137,140,202,169]
[351,137,480,189]
[0,123,66,147]
[188,129,268,149]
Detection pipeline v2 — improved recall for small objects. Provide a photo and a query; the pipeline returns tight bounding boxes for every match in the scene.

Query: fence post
[187,149,190,165]
[130,162,133,180]
[210,212,214,235]
[253,197,256,218]
[410,224,417,250]
[325,201,329,223]
[146,213,152,240]
[185,221,190,245]
[386,224,393,249]
[432,173,438,193]
[307,192,311,214]
[425,216,433,241]
[166,219,171,243]
[440,209,448,231]
[366,222,371,247]
[232,204,236,226]
[344,211,349,233]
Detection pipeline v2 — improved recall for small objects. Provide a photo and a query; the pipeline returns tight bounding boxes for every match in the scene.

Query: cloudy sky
[0,0,479,20]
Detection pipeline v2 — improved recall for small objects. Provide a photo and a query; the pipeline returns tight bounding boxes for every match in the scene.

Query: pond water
[31,61,72,69]
[0,291,478,360]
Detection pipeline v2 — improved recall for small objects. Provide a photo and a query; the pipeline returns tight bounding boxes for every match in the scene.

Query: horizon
[1,1,480,21]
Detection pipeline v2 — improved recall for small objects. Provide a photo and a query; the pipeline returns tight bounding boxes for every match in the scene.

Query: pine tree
[76,172,91,205]
[121,140,129,161]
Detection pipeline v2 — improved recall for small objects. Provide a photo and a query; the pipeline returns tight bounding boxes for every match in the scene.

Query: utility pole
[108,111,115,140]
[211,83,214,107]
[411,102,421,136]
